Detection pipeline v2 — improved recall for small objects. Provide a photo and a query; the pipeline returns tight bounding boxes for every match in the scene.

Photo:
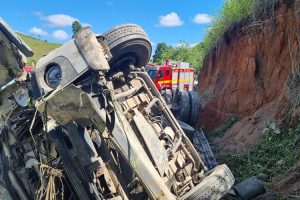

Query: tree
[153,42,169,64]
[153,42,205,71]
[72,21,82,35]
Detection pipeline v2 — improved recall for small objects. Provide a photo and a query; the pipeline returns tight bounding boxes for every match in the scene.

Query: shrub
[218,120,300,182]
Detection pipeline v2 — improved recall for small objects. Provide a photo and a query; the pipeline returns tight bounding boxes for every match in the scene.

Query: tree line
[152,42,205,72]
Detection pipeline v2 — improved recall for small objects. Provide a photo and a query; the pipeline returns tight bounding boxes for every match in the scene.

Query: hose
[115,87,137,100]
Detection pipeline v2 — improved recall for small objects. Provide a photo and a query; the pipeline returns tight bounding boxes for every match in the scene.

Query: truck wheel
[180,165,235,200]
[103,24,152,71]
[172,89,177,100]
[176,91,190,123]
[163,89,172,105]
[188,91,202,126]
[193,129,218,170]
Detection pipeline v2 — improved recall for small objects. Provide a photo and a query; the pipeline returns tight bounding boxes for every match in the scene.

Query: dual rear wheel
[173,90,202,126]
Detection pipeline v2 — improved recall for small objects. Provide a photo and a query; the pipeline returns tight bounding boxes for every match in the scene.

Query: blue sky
[1,0,224,49]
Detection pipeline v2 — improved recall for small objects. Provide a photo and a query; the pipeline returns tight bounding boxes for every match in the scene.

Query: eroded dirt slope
[198,0,300,150]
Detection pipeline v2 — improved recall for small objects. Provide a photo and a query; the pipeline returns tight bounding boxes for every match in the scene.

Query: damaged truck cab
[0,20,235,200]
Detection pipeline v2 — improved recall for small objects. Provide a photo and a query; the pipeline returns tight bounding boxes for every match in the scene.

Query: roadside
[207,111,300,199]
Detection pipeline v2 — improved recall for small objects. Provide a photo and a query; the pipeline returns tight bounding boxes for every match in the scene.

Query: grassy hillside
[17,33,61,65]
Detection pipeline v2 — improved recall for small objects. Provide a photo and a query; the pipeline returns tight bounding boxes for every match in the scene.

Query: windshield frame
[146,67,158,80]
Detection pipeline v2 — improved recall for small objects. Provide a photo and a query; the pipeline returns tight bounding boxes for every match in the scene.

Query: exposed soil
[198,0,300,197]
[198,1,300,135]
[213,100,279,152]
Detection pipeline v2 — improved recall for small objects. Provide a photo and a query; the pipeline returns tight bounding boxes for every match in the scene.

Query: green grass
[202,0,253,57]
[208,115,238,138]
[217,121,300,183]
[200,0,286,69]
[17,33,61,65]
[213,120,300,199]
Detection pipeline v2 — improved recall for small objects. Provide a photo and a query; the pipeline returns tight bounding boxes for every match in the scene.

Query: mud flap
[177,120,217,170]
[193,129,218,170]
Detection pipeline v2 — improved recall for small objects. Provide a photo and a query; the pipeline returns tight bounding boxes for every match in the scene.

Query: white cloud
[174,42,188,47]
[29,27,48,36]
[158,12,183,27]
[190,42,199,47]
[52,30,69,40]
[43,14,77,27]
[174,42,199,47]
[192,13,212,24]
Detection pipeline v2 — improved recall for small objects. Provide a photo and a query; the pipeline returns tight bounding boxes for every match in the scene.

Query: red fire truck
[146,60,200,125]
[146,60,194,92]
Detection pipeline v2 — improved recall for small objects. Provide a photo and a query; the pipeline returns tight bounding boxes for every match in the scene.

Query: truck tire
[180,164,235,200]
[176,91,190,123]
[188,91,202,126]
[193,129,218,170]
[233,177,266,200]
[103,24,152,71]
[163,89,172,105]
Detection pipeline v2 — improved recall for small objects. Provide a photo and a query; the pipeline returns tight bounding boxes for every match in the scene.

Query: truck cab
[146,65,172,91]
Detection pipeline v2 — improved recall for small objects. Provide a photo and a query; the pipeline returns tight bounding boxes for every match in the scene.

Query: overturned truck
[0,19,234,200]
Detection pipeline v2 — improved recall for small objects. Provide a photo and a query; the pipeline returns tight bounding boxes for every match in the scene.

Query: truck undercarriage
[0,20,236,200]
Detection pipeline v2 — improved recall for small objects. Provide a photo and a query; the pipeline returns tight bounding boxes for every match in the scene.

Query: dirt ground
[213,100,279,152]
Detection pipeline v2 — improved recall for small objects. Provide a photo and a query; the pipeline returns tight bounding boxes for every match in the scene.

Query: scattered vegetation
[202,0,252,59]
[203,0,288,58]
[17,33,61,65]
[208,115,238,138]
[218,120,300,183]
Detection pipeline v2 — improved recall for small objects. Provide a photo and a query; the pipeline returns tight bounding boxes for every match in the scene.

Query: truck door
[157,69,164,91]
[157,67,170,90]
[165,68,172,89]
